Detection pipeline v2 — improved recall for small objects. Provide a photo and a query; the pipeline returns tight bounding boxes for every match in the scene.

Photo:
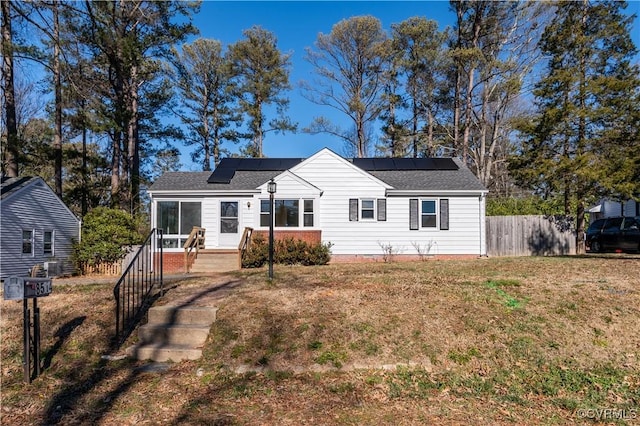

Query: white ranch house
[147,148,488,272]
[1,176,81,279]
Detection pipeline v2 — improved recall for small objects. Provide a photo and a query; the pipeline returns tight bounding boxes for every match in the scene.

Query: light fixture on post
[267,178,277,279]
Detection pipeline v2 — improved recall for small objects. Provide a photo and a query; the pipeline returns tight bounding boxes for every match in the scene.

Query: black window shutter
[409,199,418,230]
[440,199,449,230]
[349,199,358,221]
[377,199,387,221]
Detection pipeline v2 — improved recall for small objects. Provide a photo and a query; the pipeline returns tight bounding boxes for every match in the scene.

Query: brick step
[138,323,211,346]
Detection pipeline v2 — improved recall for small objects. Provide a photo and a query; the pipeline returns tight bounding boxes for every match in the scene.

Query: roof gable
[1,176,79,221]
[257,170,323,196]
[289,148,393,189]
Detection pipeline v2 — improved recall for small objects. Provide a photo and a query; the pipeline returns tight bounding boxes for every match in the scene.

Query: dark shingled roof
[148,157,486,193]
[149,171,281,192]
[1,176,38,200]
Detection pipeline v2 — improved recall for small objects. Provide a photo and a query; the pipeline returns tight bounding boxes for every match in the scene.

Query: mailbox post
[4,276,52,383]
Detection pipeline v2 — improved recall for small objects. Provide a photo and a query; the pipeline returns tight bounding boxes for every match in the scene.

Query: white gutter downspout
[479,192,487,257]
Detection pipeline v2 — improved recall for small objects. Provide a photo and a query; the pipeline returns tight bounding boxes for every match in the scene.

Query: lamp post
[267,178,277,279]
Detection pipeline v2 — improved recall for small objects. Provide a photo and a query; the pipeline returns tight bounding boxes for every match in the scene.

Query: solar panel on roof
[352,157,458,171]
[207,167,235,183]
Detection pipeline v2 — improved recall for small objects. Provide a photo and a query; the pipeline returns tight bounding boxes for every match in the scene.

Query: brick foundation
[253,230,322,245]
[161,252,186,274]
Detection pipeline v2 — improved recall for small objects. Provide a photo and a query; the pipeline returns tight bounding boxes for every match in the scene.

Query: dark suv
[586,216,640,253]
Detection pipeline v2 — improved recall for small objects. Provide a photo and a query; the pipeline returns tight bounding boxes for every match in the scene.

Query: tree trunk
[1,0,19,177]
[53,0,63,196]
[412,88,419,158]
[128,65,140,214]
[111,131,121,208]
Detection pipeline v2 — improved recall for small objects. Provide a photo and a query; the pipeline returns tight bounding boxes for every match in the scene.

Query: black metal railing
[113,228,163,345]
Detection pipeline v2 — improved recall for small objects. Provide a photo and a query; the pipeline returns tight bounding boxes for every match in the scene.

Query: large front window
[157,201,202,248]
[260,199,313,228]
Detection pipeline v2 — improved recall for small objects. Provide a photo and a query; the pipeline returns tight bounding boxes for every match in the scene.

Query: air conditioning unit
[44,261,61,277]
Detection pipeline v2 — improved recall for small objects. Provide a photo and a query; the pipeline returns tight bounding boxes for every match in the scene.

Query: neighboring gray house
[148,148,488,268]
[1,177,81,279]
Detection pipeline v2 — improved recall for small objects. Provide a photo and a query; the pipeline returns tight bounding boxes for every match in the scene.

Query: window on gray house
[44,231,54,255]
[22,230,34,255]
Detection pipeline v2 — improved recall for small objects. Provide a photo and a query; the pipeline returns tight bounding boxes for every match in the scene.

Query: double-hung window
[410,199,449,230]
[421,200,437,228]
[44,231,54,255]
[349,198,387,222]
[22,230,34,255]
[361,199,375,220]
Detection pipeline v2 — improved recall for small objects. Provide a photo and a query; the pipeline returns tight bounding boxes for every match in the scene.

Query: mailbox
[3,276,52,300]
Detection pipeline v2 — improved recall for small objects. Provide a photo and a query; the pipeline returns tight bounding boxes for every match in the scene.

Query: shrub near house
[73,207,144,272]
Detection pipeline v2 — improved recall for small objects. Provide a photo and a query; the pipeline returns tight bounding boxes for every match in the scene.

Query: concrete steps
[190,250,239,273]
[126,305,218,362]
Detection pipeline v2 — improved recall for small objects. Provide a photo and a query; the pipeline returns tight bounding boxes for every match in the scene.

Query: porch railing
[113,228,163,345]
[238,227,254,268]
[184,226,206,273]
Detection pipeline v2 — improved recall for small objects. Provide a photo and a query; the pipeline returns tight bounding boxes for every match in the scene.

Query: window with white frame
[220,201,239,233]
[421,200,437,228]
[361,199,375,220]
[303,199,314,227]
[260,198,314,228]
[410,198,449,230]
[157,201,202,248]
[22,230,34,255]
[349,198,386,222]
[44,231,54,255]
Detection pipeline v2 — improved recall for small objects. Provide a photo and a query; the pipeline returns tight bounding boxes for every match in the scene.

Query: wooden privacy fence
[486,215,576,257]
[80,245,141,276]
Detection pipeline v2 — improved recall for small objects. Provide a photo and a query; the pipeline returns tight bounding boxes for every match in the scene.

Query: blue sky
[184,1,458,169]
[181,0,640,171]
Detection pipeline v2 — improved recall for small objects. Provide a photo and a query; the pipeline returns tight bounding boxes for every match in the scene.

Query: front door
[219,201,241,248]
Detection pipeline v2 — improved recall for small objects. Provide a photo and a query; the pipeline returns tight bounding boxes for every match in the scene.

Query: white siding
[290,150,484,256]
[318,195,483,256]
[202,198,218,248]
[1,179,80,279]
[148,149,486,257]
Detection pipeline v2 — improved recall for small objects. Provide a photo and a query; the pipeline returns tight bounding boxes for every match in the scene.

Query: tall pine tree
[512,0,640,253]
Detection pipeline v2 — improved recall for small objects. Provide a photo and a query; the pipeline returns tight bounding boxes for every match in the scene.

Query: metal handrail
[113,228,163,345]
